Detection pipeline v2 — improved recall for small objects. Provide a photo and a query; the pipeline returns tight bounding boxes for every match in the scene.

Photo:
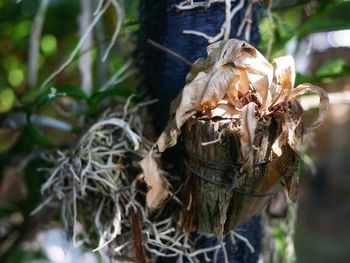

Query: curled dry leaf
[272,97,304,156]
[273,55,295,95]
[240,102,257,168]
[291,83,329,133]
[157,39,274,153]
[140,38,329,209]
[211,99,240,119]
[175,66,237,130]
[265,144,298,191]
[140,150,169,210]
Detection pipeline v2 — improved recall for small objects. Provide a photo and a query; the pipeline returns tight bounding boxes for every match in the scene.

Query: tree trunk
[180,117,279,237]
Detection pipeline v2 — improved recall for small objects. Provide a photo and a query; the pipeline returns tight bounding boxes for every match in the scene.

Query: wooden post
[179,118,279,237]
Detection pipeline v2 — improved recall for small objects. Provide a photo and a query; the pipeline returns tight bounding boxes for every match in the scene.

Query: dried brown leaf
[186,58,212,83]
[204,40,273,108]
[272,97,304,156]
[237,67,250,95]
[156,121,181,152]
[210,100,240,119]
[156,66,238,152]
[240,102,257,168]
[273,55,295,95]
[267,145,298,184]
[285,175,299,203]
[291,83,329,133]
[266,144,299,202]
[140,150,169,210]
[234,44,273,108]
[198,66,238,111]
[285,97,304,147]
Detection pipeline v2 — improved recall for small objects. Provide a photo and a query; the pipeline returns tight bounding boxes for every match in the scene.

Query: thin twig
[39,0,110,90]
[236,0,254,42]
[102,0,124,61]
[147,39,192,66]
[223,0,232,40]
[79,0,94,96]
[100,59,133,91]
[266,0,274,59]
[27,0,50,87]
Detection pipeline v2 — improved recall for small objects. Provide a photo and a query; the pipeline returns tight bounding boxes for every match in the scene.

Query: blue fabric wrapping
[156,216,262,263]
[138,1,262,262]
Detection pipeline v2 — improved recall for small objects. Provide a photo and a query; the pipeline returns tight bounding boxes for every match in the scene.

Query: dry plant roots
[36,100,254,262]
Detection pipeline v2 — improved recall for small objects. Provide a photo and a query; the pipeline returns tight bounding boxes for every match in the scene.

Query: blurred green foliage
[0,0,140,260]
[260,0,350,59]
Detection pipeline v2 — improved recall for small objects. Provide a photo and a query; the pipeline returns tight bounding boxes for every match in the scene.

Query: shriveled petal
[291,83,329,133]
[273,55,296,95]
[140,150,169,210]
[240,102,257,168]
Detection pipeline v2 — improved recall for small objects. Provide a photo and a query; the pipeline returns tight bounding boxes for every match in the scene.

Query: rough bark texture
[180,118,278,236]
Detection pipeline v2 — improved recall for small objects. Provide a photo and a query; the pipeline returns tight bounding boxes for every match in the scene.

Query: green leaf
[26,114,55,148]
[296,59,350,85]
[36,84,87,109]
[0,88,16,113]
[315,59,350,78]
[297,2,350,36]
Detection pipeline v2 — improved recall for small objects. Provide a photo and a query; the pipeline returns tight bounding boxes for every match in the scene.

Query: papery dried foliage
[140,150,169,210]
[240,102,257,169]
[141,39,329,210]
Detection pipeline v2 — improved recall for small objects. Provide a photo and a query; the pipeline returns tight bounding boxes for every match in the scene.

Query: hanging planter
[141,39,329,236]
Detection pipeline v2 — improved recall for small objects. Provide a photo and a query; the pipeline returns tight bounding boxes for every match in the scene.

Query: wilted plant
[141,38,328,219]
